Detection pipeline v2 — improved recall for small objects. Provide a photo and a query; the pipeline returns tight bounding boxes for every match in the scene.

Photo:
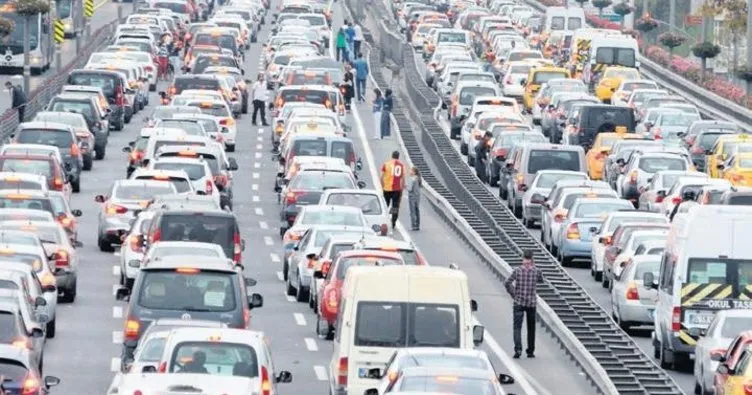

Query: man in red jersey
[381,150,406,233]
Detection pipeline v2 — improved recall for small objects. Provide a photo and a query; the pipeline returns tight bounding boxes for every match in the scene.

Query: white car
[148,157,220,207]
[185,100,238,152]
[611,79,659,107]
[0,172,49,193]
[609,230,668,281]
[142,241,228,267]
[318,189,389,235]
[500,61,532,98]
[658,178,731,217]
[118,211,155,289]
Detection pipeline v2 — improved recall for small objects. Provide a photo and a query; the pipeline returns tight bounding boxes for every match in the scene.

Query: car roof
[141,256,236,271]
[398,366,495,379]
[150,241,223,250]
[115,179,177,188]
[164,327,264,344]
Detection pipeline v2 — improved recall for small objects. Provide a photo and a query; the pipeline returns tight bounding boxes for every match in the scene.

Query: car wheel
[282,260,289,281]
[46,318,56,338]
[59,281,76,303]
[594,270,603,282]
[296,283,309,302]
[82,154,93,170]
[285,274,296,296]
[601,273,610,289]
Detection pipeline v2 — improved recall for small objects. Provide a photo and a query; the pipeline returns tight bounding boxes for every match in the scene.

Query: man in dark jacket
[6,81,26,123]
[474,131,492,182]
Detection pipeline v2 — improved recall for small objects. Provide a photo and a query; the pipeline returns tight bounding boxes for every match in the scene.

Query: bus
[0,2,53,74]
[56,0,81,37]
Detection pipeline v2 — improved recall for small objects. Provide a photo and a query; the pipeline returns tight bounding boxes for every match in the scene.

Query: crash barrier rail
[520,0,752,131]
[0,19,120,141]
[347,0,687,393]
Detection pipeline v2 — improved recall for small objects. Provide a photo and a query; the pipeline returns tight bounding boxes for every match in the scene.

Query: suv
[569,104,637,150]
[12,122,83,192]
[144,206,244,264]
[66,69,127,130]
[114,257,262,362]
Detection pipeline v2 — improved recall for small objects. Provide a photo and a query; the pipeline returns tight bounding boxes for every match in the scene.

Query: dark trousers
[355,78,366,101]
[512,304,536,354]
[408,196,419,229]
[354,40,361,57]
[252,99,267,125]
[17,105,24,123]
[336,47,345,62]
[383,190,402,228]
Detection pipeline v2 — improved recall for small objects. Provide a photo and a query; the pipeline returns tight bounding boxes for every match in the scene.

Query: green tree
[692,41,722,80]
[592,0,613,16]
[659,31,687,59]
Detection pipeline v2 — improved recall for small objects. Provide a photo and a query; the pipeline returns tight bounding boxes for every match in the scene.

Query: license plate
[648,309,655,319]
[685,310,715,326]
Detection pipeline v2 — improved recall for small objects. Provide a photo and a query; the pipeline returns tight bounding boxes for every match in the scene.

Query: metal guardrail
[351,0,686,393]
[520,0,752,131]
[0,19,120,141]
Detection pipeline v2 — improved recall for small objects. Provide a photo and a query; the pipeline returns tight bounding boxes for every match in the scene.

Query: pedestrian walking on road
[250,73,269,126]
[6,80,26,123]
[353,22,364,58]
[380,88,393,138]
[474,131,492,183]
[372,88,383,139]
[381,150,406,233]
[353,53,369,102]
[504,249,543,359]
[336,28,347,63]
[407,166,421,231]
[344,21,355,59]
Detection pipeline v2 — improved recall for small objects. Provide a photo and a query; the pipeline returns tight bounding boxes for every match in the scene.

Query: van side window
[659,253,675,291]
[567,17,581,30]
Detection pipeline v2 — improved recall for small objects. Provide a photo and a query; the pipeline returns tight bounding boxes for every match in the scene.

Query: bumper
[100,217,132,241]
[619,302,655,324]
[523,204,542,221]
[559,239,592,258]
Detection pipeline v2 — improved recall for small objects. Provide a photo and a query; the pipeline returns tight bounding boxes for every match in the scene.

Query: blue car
[557,197,634,266]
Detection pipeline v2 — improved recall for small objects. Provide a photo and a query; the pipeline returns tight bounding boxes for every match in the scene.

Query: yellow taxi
[586,130,644,180]
[707,134,751,178]
[595,66,641,103]
[522,66,570,112]
[714,345,752,395]
[721,152,752,187]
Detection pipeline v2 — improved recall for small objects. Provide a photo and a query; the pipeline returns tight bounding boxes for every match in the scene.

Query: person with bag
[381,150,406,234]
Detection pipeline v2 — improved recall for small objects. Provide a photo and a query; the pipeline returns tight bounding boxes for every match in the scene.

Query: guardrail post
[117,5,123,23]
[55,43,62,71]
[85,21,91,39]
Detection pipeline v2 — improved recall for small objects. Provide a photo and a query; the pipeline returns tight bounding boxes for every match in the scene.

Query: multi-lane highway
[28,2,605,394]
[0,0,120,112]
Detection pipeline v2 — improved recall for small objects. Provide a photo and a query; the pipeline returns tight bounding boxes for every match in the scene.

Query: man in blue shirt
[344,21,355,58]
[352,53,369,102]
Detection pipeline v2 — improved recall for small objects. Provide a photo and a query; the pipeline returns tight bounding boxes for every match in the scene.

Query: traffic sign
[84,0,94,17]
[53,19,64,43]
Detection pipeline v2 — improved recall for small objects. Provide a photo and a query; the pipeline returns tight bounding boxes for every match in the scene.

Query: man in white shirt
[251,73,269,126]
[353,23,364,57]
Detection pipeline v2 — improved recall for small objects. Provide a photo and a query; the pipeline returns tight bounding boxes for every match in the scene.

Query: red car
[314,250,405,340]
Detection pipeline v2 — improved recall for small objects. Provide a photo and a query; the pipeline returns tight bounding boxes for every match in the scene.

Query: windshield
[169,341,257,376]
[153,162,206,181]
[535,173,588,188]
[115,184,175,199]
[290,172,354,189]
[638,157,687,173]
[325,194,382,215]
[300,210,364,227]
[138,270,237,312]
[0,13,39,51]
[17,129,74,149]
[355,302,460,347]
[459,87,496,105]
[528,150,581,173]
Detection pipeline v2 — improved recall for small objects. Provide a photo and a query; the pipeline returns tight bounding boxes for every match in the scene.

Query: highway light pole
[669,0,676,33]
[22,16,30,96]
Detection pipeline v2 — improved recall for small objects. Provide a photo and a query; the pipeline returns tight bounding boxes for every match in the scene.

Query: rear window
[527,149,581,173]
[151,246,221,259]
[326,194,382,215]
[300,210,363,227]
[157,120,204,136]
[153,162,206,180]
[354,302,459,348]
[290,172,354,189]
[726,195,752,205]
[0,159,52,178]
[535,172,587,188]
[0,180,41,190]
[331,141,353,163]
[698,133,731,150]
[721,317,752,338]
[0,280,17,290]
[169,341,258,376]
[160,214,235,257]
[191,104,231,118]
[292,140,327,156]
[175,78,220,92]
[137,269,237,312]
[0,197,54,213]
[459,87,496,105]
[633,260,660,280]
[68,73,119,96]
[115,184,175,199]
[280,89,336,107]
[138,337,166,362]
[574,201,630,217]
[49,100,94,120]
[586,108,635,129]
[195,34,237,51]
[153,141,206,154]
[638,157,687,173]
[562,193,613,209]
[607,216,666,232]
[314,230,365,247]
[16,129,74,149]
[437,32,466,43]
[0,359,27,381]
[496,133,546,146]
[532,71,567,84]
[135,176,192,193]
[195,56,237,71]
[335,256,401,279]
[398,376,498,394]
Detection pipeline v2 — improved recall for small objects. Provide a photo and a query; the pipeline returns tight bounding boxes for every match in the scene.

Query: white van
[647,205,752,370]
[327,265,482,395]
[583,36,640,85]
[544,7,585,35]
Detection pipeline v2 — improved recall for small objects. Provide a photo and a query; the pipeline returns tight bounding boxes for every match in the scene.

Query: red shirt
[381,159,406,192]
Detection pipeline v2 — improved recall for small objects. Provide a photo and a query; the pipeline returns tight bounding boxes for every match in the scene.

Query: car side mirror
[470,299,478,312]
[498,374,515,385]
[357,180,367,189]
[94,195,106,203]
[643,272,657,290]
[472,324,484,345]
[249,293,263,309]
[521,79,527,85]
[115,286,131,301]
[530,193,545,204]
[31,327,45,337]
[34,296,46,307]
[710,350,725,362]
[616,159,625,166]
[276,370,293,383]
[717,164,725,170]
[196,190,207,196]
[72,209,82,217]
[44,376,60,388]
[313,270,324,279]
[228,158,239,171]
[589,226,599,233]
[677,131,686,138]
[657,190,667,197]
[142,365,157,373]
[122,145,133,153]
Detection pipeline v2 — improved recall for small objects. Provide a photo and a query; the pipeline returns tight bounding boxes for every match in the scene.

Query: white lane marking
[113,251,121,257]
[259,221,269,229]
[258,128,264,134]
[112,331,123,344]
[252,184,259,191]
[256,143,263,150]
[252,172,260,179]
[253,195,260,202]
[305,337,318,351]
[257,136,263,142]
[264,236,274,246]
[112,265,120,276]
[110,358,121,373]
[270,253,281,262]
[255,152,262,159]
[285,294,296,303]
[112,284,120,296]
[294,313,307,326]
[113,306,123,319]
[276,271,284,281]
[255,207,264,215]
[314,365,328,381]
[254,162,261,169]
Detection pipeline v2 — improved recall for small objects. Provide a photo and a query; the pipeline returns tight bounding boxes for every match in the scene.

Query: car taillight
[744,381,752,395]
[106,204,128,215]
[233,231,241,263]
[151,228,161,243]
[348,150,356,166]
[325,289,338,313]
[337,357,348,387]
[21,374,40,395]
[130,150,144,163]
[285,191,304,205]
[205,180,214,195]
[672,196,682,205]
[130,234,143,253]
[53,177,64,191]
[12,337,32,349]
[493,148,507,159]
[671,307,681,332]
[261,366,272,395]
[625,282,639,300]
[124,318,140,341]
[145,65,153,72]
[655,194,664,203]
[565,223,580,240]
[220,118,235,126]
[57,214,74,228]
[554,210,566,223]
[158,362,167,373]
[71,143,81,157]
[53,250,70,267]
[115,85,125,107]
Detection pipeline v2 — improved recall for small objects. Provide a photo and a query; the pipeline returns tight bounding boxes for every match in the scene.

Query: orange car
[585,130,643,180]
[314,250,405,339]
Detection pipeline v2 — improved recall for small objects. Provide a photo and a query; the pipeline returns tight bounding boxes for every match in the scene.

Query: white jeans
[373,111,381,138]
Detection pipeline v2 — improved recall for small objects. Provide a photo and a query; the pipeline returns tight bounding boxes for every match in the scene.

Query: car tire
[659,341,672,369]
[82,154,93,171]
[114,115,125,131]
[46,318,56,338]
[489,174,498,187]
[59,280,76,303]
[601,273,610,289]
[308,291,315,309]
[98,236,115,252]
[594,270,603,282]
[285,275,296,296]
[282,260,289,281]
[71,178,81,193]
[95,144,106,160]
[296,283,309,303]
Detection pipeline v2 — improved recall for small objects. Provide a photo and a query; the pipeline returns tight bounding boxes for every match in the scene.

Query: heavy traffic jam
[0,0,750,391]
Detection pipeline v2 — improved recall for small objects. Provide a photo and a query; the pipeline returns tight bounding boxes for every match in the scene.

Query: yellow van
[522,66,570,112]
[595,66,641,103]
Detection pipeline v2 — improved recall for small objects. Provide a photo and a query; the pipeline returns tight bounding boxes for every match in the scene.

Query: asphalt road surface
[31,1,599,393]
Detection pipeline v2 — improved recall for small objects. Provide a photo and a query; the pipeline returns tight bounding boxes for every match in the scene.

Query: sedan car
[610,255,660,331]
[521,170,588,228]
[637,170,708,212]
[364,367,513,395]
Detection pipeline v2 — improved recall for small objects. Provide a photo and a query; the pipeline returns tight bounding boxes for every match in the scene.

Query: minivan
[278,135,358,169]
[501,143,586,216]
[67,69,128,130]
[571,104,637,150]
[114,257,262,362]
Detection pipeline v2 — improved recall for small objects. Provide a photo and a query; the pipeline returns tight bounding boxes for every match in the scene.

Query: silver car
[693,310,752,395]
[610,255,660,331]
[637,170,708,212]
[521,170,588,228]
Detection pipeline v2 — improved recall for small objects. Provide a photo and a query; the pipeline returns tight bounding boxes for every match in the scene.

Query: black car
[115,257,263,362]
[66,69,127,130]
[0,345,59,394]
[569,104,637,150]
[12,122,83,193]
